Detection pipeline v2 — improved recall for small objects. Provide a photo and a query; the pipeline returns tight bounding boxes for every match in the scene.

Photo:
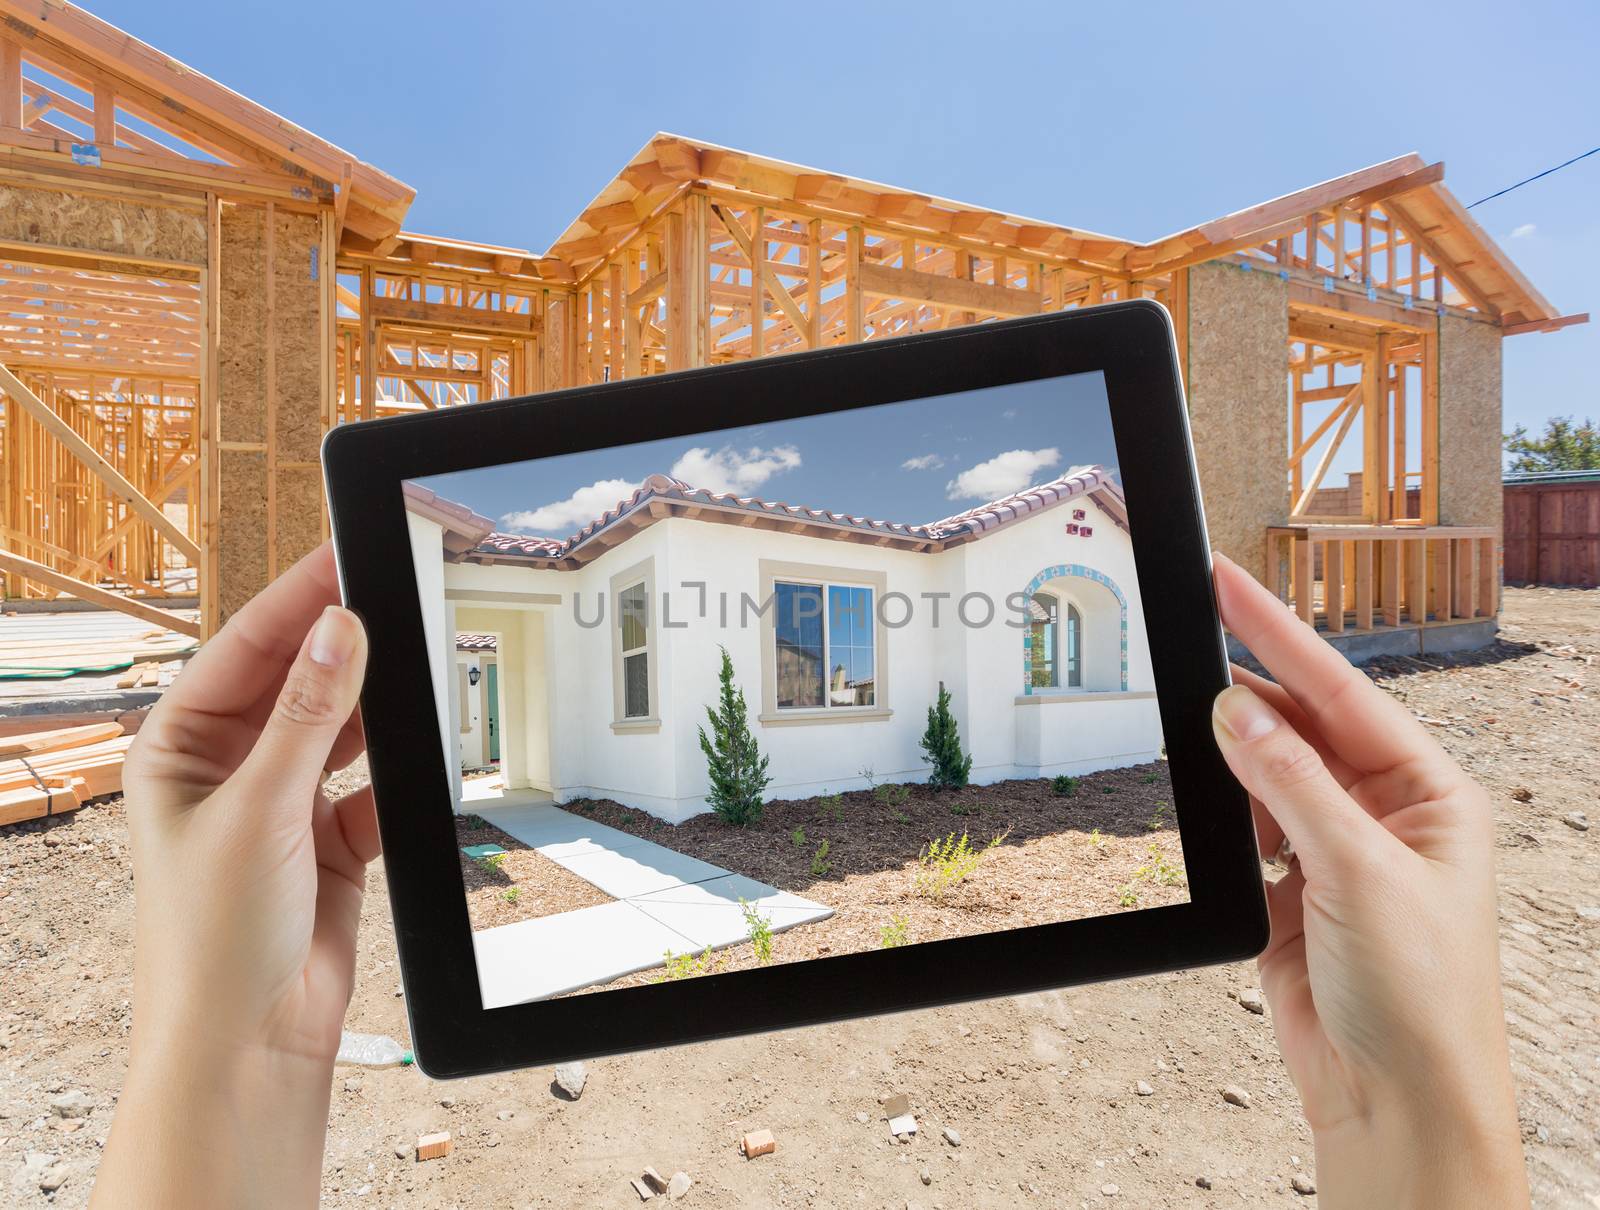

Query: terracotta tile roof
[924,466,1126,537]
[456,633,498,651]
[465,465,1126,565]
[402,481,496,556]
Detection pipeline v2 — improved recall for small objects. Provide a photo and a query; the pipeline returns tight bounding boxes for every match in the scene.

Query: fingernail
[1213,685,1278,742]
[308,607,358,668]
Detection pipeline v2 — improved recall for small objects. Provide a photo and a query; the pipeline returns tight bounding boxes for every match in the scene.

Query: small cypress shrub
[698,646,771,826]
[919,681,973,789]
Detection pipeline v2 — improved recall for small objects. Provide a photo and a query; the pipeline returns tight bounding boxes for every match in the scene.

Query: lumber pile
[0,721,132,826]
[0,625,197,682]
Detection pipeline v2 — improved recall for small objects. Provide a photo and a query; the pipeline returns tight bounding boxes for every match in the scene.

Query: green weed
[875,783,911,808]
[914,830,1006,899]
[740,898,774,964]
[880,915,910,949]
[810,839,833,878]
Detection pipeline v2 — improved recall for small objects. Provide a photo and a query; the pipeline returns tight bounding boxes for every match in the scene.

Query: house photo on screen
[402,372,1184,1010]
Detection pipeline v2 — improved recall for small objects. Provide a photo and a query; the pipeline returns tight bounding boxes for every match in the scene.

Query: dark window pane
[776,582,824,708]
[623,651,649,717]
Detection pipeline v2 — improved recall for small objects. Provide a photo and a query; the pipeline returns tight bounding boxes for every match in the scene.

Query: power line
[1466,144,1599,208]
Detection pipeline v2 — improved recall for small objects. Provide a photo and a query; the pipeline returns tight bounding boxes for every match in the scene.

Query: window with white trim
[618,580,650,718]
[774,580,876,710]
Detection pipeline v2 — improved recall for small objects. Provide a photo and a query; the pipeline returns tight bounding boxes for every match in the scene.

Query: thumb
[1212,684,1388,882]
[239,606,368,806]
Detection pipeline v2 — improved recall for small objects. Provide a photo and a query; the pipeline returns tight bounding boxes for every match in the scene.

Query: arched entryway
[1020,564,1128,693]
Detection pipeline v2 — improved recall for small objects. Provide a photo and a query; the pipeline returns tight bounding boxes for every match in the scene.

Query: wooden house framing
[0,2,1586,651]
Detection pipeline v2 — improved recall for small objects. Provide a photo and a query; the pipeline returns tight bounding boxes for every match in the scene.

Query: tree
[919,681,973,789]
[1504,416,1600,473]
[698,646,771,826]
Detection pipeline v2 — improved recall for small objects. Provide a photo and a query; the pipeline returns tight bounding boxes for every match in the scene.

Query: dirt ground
[515,770,1186,993]
[2,586,1596,1207]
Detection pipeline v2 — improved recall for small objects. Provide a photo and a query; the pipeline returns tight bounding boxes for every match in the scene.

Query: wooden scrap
[415,1131,452,1161]
[0,722,123,759]
[0,735,134,802]
[116,662,158,689]
[0,776,87,827]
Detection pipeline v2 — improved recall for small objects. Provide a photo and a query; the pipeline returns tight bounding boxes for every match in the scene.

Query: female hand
[1210,553,1527,1209]
[93,544,374,1210]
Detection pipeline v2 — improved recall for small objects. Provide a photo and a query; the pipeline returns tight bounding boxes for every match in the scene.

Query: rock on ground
[553,1061,588,1100]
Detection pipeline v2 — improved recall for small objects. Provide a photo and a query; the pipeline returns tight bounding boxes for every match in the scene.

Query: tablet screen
[402,370,1182,1010]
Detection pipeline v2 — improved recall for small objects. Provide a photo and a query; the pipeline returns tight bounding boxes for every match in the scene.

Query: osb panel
[0,183,205,264]
[219,205,268,445]
[1185,262,1290,582]
[273,209,325,464]
[1438,314,1502,531]
[219,450,268,621]
[274,466,325,576]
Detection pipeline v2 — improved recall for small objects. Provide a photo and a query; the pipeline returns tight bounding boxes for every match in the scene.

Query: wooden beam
[0,38,20,130]
[845,226,864,343]
[0,358,200,561]
[0,548,200,638]
[366,295,534,336]
[858,262,1041,317]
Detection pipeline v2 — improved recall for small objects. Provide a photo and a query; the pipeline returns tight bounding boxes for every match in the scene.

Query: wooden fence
[1504,479,1600,587]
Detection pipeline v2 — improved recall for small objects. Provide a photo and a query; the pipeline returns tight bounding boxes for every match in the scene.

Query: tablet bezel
[325,300,1269,1078]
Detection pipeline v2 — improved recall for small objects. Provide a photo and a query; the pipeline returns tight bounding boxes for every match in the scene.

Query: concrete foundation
[1227,617,1499,667]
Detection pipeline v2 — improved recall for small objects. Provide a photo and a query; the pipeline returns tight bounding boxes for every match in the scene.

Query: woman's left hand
[94,543,375,1210]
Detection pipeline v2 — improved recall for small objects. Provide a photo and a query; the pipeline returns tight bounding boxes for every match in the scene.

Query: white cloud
[501,477,641,535]
[1002,408,1018,420]
[1510,223,1536,239]
[669,444,801,495]
[901,453,945,471]
[945,447,1061,501]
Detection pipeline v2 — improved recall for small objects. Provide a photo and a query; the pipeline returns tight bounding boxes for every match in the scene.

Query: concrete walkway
[470,799,832,1007]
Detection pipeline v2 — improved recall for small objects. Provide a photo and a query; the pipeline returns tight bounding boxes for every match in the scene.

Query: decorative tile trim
[1020,564,1129,693]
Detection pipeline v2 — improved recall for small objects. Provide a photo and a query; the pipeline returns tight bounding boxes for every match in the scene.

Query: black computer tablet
[324,300,1268,1078]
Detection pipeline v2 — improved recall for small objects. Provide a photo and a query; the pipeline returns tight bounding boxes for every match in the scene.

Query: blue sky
[93,1,1598,459]
[420,374,1117,536]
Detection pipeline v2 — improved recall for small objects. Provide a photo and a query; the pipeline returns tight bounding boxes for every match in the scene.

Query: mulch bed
[455,814,610,931]
[557,760,1188,993]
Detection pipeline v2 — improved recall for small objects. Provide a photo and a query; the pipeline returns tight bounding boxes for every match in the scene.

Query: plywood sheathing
[215,203,327,619]
[0,182,204,266]
[1185,262,1290,583]
[219,204,268,444]
[217,448,266,619]
[1438,313,1504,600]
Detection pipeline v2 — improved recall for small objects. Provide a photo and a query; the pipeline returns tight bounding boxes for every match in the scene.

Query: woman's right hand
[1209,553,1528,1210]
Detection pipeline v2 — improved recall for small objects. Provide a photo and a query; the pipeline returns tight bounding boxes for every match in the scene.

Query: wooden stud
[1420,325,1439,524]
[1354,539,1374,630]
[1323,540,1344,632]
[0,38,20,130]
[1294,537,1314,626]
[264,202,277,578]
[845,226,864,344]
[1477,536,1497,617]
[750,205,766,359]
[1453,538,1474,619]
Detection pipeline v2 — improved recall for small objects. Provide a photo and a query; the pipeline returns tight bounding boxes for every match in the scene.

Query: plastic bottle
[335,1030,413,1067]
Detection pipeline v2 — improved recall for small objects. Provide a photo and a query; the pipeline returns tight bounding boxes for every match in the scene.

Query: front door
[485,662,500,763]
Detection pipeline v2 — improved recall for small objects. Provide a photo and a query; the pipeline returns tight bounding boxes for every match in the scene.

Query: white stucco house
[405,465,1161,824]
